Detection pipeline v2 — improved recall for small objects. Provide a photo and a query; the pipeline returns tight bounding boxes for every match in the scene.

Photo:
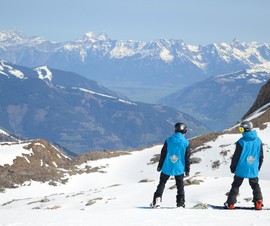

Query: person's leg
[249,177,263,210]
[175,174,185,207]
[152,172,170,205]
[226,175,244,206]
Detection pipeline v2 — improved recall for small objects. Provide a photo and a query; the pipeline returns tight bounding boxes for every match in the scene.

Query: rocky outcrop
[0,138,130,189]
[0,139,70,188]
[244,79,270,117]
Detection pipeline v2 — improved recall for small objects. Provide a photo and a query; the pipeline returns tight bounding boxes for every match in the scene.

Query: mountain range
[0,60,209,154]
[158,63,270,131]
[1,30,270,103]
[1,30,270,143]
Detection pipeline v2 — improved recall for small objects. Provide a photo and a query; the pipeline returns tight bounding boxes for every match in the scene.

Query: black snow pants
[153,172,185,205]
[226,175,263,205]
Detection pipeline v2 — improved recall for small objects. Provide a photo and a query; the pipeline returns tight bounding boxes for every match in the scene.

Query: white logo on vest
[247,156,255,164]
[170,155,179,163]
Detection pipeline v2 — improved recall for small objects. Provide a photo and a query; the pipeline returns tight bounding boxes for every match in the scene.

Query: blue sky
[1,0,270,45]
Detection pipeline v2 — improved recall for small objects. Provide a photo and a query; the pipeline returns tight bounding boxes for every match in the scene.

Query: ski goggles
[239,126,245,133]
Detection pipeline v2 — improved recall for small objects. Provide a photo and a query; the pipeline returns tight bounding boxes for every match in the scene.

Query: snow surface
[0,142,33,166]
[0,129,8,136]
[76,87,137,105]
[214,65,270,85]
[34,66,53,81]
[0,60,24,79]
[159,47,174,62]
[110,41,137,58]
[247,62,270,74]
[0,112,270,225]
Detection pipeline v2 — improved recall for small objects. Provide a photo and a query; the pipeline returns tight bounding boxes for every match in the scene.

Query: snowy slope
[0,60,124,99]
[0,142,33,166]
[0,129,8,136]
[0,107,270,225]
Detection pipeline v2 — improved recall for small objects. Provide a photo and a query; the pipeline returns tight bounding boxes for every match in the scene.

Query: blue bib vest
[235,130,262,178]
[161,132,189,176]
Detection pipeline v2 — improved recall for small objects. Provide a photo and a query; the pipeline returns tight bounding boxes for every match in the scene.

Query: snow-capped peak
[82,32,97,42]
[97,32,109,41]
[0,30,25,42]
[80,31,109,43]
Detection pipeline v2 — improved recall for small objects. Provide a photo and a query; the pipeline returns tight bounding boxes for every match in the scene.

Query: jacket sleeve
[230,142,242,173]
[185,144,191,174]
[157,141,167,171]
[259,143,264,170]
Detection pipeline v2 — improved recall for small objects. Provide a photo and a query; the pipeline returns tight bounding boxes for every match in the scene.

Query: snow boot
[150,197,161,209]
[255,200,263,210]
[224,202,235,209]
[176,203,185,208]
[176,195,185,208]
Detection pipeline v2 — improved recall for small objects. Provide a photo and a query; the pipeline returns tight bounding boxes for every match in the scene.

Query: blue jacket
[159,132,190,176]
[232,130,263,178]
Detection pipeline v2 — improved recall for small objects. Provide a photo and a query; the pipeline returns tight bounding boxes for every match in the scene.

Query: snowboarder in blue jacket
[224,121,264,210]
[150,122,191,208]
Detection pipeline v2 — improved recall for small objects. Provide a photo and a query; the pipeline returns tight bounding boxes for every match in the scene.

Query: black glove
[157,166,162,172]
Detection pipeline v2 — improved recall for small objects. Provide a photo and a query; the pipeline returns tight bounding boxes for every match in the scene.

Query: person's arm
[230,142,242,173]
[157,141,167,171]
[259,143,264,170]
[185,144,191,176]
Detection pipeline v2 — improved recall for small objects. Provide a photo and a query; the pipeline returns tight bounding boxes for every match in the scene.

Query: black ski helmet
[174,122,187,134]
[239,121,253,133]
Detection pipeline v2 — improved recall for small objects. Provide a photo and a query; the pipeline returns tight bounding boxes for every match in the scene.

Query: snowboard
[137,204,270,210]
[208,204,270,210]
[137,206,184,210]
